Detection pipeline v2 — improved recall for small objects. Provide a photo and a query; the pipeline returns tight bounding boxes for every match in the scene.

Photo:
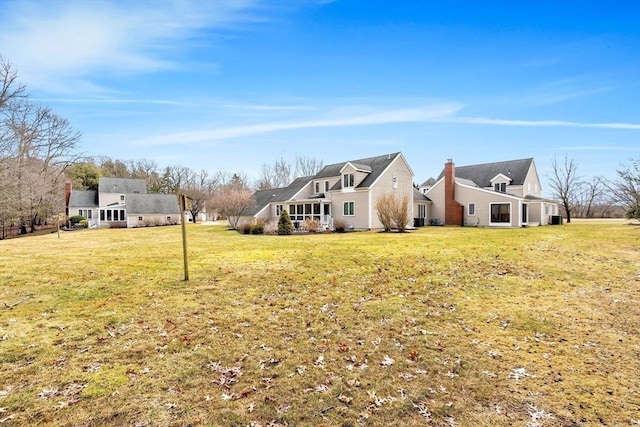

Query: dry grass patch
[0,222,638,426]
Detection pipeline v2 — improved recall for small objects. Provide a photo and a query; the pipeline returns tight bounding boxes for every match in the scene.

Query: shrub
[304,218,320,233]
[375,194,395,231]
[333,218,347,232]
[263,222,277,235]
[79,220,89,228]
[278,210,294,235]
[251,224,264,234]
[240,223,252,234]
[391,193,410,232]
[375,192,410,232]
[625,203,640,220]
[69,215,85,225]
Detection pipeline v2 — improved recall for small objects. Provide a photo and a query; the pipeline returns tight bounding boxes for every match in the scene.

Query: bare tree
[0,56,26,110]
[130,159,161,192]
[375,193,395,231]
[159,165,192,194]
[295,155,323,178]
[182,169,217,223]
[97,156,131,179]
[609,158,640,219]
[548,155,580,223]
[254,154,323,189]
[575,176,606,218]
[255,154,291,190]
[375,192,410,232]
[211,173,254,229]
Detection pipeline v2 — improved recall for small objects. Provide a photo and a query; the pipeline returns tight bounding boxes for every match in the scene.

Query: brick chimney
[64,182,72,215]
[444,160,463,226]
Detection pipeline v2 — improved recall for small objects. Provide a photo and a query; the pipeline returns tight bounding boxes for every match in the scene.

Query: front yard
[0,222,638,425]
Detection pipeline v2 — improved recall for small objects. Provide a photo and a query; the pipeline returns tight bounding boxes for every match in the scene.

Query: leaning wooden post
[179,194,190,281]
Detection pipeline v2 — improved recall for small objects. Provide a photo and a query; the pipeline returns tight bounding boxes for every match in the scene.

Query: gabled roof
[437,158,533,187]
[125,194,180,215]
[244,177,312,216]
[98,177,147,194]
[413,188,431,202]
[316,152,402,189]
[246,152,405,217]
[68,190,98,207]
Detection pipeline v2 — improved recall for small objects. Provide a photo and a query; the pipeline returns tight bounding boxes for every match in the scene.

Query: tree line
[1,54,637,238]
[0,55,329,237]
[548,155,639,222]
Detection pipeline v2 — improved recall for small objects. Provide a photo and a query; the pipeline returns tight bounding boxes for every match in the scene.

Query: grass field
[1,222,638,426]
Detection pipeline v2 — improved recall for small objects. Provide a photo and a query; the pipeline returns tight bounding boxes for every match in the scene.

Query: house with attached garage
[239,152,431,230]
[65,177,181,228]
[422,158,560,227]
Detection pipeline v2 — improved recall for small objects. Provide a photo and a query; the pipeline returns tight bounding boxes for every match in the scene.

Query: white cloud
[0,0,264,94]
[134,103,463,145]
[447,117,640,130]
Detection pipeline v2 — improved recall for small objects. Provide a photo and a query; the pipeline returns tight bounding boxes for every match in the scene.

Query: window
[325,181,330,192]
[343,173,355,188]
[120,194,125,201]
[120,210,125,221]
[138,216,143,221]
[392,175,398,189]
[494,183,506,193]
[418,204,426,219]
[315,182,320,193]
[100,210,105,221]
[86,210,92,219]
[276,204,283,216]
[468,203,476,216]
[490,203,510,223]
[106,210,112,221]
[343,201,355,216]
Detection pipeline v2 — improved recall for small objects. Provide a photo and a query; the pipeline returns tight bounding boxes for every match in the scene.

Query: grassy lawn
[1,222,638,426]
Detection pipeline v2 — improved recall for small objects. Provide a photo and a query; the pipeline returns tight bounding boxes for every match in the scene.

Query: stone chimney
[444,160,463,226]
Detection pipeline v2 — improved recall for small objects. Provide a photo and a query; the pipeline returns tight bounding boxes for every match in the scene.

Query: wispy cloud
[135,104,462,145]
[0,0,266,94]
[134,101,639,147]
[551,145,640,152]
[448,117,640,130]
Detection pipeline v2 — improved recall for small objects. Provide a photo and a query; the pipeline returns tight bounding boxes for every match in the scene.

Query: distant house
[423,158,560,227]
[66,177,180,228]
[239,152,430,230]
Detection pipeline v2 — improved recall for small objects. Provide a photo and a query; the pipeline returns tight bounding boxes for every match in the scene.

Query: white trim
[490,173,513,184]
[467,202,476,216]
[489,202,512,226]
[343,201,355,216]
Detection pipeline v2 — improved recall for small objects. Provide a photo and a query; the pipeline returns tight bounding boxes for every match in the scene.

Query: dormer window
[325,181,330,192]
[315,182,320,193]
[343,173,355,188]
[490,173,511,193]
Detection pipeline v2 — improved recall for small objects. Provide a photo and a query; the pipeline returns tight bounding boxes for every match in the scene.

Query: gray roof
[246,153,403,216]
[316,152,402,189]
[125,194,179,215]
[413,188,431,202]
[437,158,533,187]
[99,177,147,194]
[68,190,98,207]
[244,177,312,216]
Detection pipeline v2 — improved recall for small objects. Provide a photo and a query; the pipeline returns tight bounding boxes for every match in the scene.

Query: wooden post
[180,194,189,281]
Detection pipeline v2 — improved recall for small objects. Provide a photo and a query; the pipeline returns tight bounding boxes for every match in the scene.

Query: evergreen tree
[277,210,293,235]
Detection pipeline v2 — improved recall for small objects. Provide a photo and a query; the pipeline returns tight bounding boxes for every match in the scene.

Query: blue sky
[1,0,638,194]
